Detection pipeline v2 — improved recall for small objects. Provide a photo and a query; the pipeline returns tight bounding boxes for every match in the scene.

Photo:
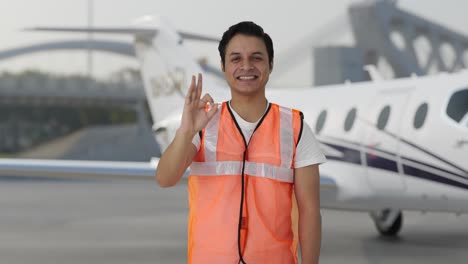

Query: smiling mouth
[236,75,258,80]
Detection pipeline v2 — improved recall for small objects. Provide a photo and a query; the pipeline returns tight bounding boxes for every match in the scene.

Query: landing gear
[370,209,403,237]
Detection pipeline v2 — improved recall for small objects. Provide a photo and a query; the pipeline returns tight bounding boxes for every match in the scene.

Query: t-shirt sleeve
[294,121,327,168]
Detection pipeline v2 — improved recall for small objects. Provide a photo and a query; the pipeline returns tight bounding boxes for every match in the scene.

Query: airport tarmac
[1,178,468,264]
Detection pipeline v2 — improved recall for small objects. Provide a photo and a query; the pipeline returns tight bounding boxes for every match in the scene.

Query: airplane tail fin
[29,15,220,150]
[132,16,219,149]
[131,16,213,129]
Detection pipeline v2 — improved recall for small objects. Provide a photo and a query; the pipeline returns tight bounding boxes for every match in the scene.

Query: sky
[0,0,467,87]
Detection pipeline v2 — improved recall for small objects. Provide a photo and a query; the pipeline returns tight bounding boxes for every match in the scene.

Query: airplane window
[446,88,468,125]
[344,108,357,132]
[413,103,428,129]
[377,105,391,130]
[315,110,327,134]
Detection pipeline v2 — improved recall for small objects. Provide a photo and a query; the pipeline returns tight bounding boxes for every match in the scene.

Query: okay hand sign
[179,73,218,137]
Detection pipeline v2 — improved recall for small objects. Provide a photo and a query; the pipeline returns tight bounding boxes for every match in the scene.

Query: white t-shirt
[192,102,327,168]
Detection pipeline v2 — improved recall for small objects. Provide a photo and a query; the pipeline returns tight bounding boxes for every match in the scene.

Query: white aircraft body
[1,16,467,236]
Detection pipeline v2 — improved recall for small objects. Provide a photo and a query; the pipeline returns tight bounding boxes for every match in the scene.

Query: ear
[269,61,274,72]
[221,60,225,72]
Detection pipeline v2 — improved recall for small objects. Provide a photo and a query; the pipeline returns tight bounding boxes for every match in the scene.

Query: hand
[179,73,218,137]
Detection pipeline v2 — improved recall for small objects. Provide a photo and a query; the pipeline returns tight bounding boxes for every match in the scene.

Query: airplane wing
[0,158,159,180]
[0,158,337,192]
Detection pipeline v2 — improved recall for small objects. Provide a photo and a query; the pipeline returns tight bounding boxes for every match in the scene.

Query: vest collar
[226,101,272,147]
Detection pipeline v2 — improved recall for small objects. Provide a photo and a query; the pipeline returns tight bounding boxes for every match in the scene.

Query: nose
[240,60,254,70]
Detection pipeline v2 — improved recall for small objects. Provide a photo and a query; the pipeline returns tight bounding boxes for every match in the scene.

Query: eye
[253,56,263,61]
[231,57,240,62]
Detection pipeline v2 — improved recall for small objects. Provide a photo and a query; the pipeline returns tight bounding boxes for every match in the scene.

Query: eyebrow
[228,51,265,56]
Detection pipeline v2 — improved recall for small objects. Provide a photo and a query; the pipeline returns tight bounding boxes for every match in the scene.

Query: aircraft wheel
[370,209,403,237]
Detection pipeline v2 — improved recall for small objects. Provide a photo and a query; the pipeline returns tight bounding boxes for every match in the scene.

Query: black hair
[218,21,274,69]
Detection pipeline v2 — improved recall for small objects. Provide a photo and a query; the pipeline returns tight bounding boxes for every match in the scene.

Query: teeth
[238,76,256,80]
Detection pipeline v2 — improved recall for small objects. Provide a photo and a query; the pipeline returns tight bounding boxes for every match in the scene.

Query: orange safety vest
[188,101,303,264]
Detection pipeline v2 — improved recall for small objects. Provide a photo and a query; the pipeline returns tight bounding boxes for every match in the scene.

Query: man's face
[222,34,272,97]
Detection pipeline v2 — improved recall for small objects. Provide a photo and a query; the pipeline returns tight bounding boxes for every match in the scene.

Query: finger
[198,93,214,110]
[186,75,196,105]
[206,103,218,120]
[196,73,203,100]
[191,75,197,103]
[200,93,214,104]
[195,74,201,102]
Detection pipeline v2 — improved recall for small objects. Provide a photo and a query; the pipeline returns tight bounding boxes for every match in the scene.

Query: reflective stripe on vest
[279,105,294,169]
[190,161,294,183]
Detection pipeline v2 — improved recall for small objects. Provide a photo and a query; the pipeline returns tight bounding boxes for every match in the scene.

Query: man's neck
[230,95,268,123]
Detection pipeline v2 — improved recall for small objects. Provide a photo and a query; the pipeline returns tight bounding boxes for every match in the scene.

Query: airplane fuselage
[262,72,468,213]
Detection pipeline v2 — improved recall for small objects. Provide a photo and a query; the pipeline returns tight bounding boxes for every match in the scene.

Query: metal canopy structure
[350,0,468,77]
[314,0,468,85]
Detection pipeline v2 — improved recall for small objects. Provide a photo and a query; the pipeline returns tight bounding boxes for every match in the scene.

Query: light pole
[87,0,93,87]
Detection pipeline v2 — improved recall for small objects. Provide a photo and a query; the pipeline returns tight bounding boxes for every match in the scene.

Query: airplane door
[364,90,411,193]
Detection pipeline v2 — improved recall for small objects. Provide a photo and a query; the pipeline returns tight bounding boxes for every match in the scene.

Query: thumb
[206,103,218,120]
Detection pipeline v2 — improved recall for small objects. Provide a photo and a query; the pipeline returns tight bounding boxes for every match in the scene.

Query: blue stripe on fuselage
[403,164,468,190]
[321,142,361,165]
[366,153,398,172]
[320,138,468,190]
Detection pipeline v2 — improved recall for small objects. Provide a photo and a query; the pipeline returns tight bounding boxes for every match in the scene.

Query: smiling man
[156,21,326,264]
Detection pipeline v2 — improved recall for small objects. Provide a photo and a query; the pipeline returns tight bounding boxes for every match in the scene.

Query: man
[156,21,326,264]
